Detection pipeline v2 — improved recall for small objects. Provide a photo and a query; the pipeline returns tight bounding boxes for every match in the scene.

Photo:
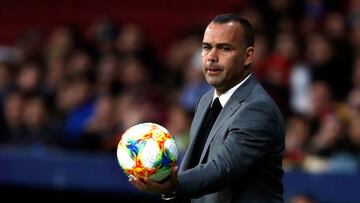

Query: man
[130,13,285,203]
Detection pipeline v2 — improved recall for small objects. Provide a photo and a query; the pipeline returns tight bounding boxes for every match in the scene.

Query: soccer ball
[116,122,178,181]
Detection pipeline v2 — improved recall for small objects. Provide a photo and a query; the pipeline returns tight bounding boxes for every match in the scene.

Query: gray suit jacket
[177,75,285,203]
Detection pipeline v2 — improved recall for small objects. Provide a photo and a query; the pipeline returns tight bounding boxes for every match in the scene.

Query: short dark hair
[212,13,254,48]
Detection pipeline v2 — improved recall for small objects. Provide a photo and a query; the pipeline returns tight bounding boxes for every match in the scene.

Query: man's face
[202,21,253,94]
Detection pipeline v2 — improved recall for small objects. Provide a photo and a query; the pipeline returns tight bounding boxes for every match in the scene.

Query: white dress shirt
[212,74,252,107]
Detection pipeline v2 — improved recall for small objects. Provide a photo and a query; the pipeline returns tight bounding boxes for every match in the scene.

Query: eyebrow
[202,42,234,47]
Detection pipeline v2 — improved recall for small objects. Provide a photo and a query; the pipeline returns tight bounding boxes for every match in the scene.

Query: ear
[243,47,254,67]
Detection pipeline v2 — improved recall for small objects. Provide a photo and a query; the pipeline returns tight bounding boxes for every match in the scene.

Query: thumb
[171,166,178,185]
[172,165,178,174]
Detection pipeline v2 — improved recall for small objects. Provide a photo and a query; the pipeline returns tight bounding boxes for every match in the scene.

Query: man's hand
[129,166,178,194]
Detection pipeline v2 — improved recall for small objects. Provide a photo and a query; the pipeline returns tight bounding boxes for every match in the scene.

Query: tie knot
[212,97,222,111]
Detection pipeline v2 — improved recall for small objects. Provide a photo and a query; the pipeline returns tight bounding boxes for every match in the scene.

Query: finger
[171,166,178,185]
[143,177,168,192]
[135,177,148,190]
[143,177,160,187]
[172,166,178,175]
[129,176,140,189]
[130,176,148,190]
[128,175,135,182]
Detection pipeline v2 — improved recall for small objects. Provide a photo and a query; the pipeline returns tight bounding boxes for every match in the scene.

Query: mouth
[206,65,223,75]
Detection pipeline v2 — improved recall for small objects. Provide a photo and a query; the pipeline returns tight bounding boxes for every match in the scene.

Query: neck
[215,72,250,95]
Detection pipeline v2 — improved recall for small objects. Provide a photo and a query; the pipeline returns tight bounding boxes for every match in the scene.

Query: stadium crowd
[0,0,360,180]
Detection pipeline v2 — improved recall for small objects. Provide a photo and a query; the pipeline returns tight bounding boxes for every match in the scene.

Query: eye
[220,46,231,52]
[202,44,211,51]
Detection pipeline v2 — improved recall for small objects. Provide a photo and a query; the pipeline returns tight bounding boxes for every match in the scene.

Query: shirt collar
[212,74,252,107]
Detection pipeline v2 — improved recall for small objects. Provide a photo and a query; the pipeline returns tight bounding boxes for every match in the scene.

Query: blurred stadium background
[0,0,360,202]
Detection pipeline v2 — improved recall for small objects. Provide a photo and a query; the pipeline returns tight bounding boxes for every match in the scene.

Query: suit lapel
[199,75,258,163]
[181,91,213,170]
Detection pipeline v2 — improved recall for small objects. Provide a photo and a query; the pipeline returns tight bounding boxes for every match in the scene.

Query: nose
[207,49,218,63]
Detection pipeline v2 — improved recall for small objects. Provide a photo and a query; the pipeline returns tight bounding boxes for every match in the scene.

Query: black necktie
[190,97,222,168]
